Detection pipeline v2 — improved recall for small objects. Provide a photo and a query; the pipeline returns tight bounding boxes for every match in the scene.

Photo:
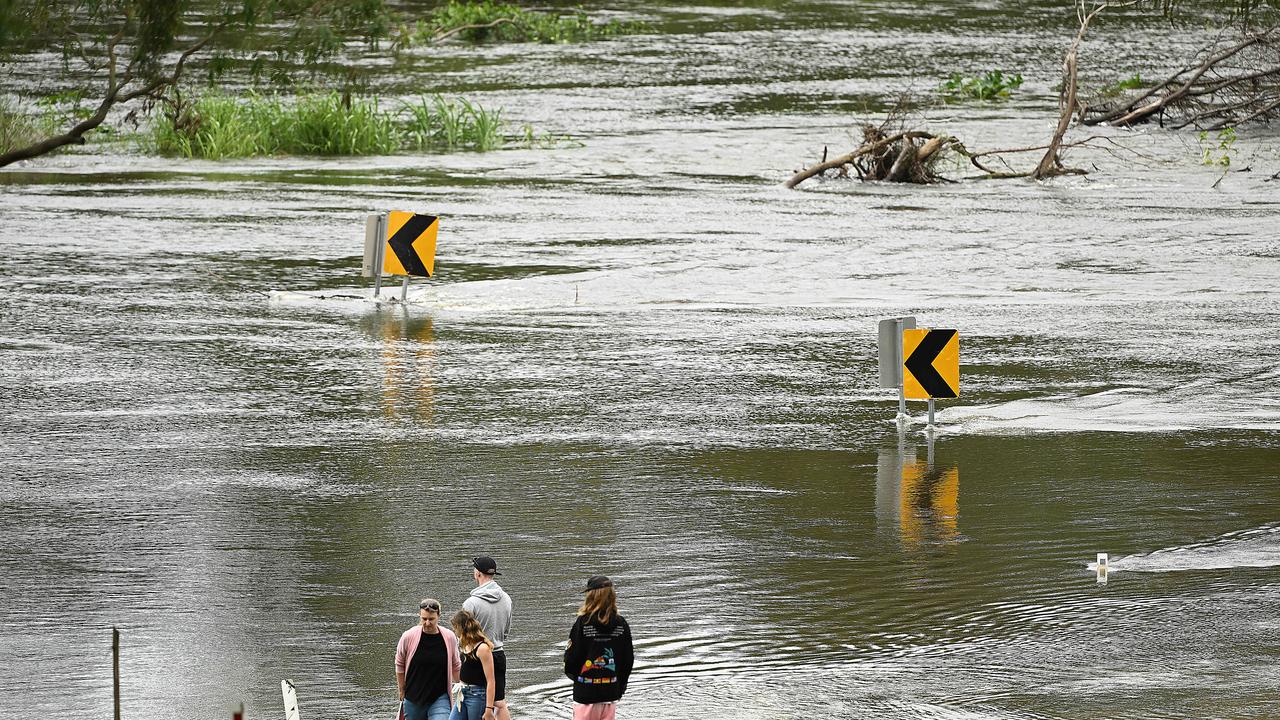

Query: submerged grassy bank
[408,0,643,44]
[151,92,511,159]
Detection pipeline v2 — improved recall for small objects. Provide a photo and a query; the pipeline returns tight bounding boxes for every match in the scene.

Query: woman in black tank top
[448,610,495,720]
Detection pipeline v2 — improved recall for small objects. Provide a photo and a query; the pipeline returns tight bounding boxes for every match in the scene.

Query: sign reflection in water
[876,431,960,546]
[363,310,435,423]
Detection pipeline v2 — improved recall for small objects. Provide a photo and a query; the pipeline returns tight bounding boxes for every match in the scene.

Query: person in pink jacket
[396,598,462,720]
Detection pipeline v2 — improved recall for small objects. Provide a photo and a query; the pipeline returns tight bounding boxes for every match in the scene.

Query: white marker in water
[282,679,301,720]
[1096,552,1109,583]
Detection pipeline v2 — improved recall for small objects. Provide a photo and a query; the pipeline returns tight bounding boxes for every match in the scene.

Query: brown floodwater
[2,2,1279,719]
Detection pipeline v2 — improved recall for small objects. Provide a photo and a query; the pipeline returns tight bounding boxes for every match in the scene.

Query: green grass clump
[939,70,1024,101]
[1098,72,1145,98]
[0,98,42,155]
[154,93,402,158]
[152,91,511,159]
[280,93,401,155]
[1,91,119,156]
[403,94,504,151]
[152,94,265,158]
[411,0,643,44]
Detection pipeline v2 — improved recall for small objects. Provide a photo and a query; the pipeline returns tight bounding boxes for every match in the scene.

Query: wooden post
[113,627,121,720]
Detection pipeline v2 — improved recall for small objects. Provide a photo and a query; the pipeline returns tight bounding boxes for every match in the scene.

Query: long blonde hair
[578,586,618,624]
[450,609,490,652]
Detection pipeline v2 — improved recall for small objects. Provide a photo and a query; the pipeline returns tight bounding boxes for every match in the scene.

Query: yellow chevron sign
[382,211,438,278]
[903,329,959,400]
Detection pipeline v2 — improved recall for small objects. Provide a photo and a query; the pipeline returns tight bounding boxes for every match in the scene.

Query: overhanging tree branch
[0,0,394,168]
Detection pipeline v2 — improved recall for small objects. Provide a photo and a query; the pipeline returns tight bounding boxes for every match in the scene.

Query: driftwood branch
[785,131,937,188]
[1033,0,1138,179]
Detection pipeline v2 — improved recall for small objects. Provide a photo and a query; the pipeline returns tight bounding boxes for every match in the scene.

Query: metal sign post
[896,319,907,420]
[877,316,917,422]
[400,277,410,302]
[363,213,388,299]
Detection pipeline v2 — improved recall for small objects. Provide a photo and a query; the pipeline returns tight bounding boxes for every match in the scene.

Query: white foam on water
[1092,523,1280,573]
[941,387,1280,434]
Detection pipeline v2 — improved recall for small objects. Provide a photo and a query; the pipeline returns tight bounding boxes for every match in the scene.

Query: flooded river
[2,1,1279,718]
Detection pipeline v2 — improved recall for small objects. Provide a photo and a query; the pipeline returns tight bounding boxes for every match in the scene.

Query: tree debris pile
[786,125,955,188]
[1083,25,1280,130]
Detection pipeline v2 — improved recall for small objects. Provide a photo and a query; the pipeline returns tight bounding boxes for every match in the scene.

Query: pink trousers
[572,703,616,720]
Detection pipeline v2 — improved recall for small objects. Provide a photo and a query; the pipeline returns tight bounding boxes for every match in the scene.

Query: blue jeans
[448,685,488,720]
[404,693,451,720]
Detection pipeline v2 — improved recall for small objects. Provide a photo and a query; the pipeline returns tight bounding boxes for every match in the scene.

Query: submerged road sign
[382,211,438,278]
[903,328,959,400]
[364,211,438,279]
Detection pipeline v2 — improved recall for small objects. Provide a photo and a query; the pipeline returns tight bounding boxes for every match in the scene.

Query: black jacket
[563,614,634,704]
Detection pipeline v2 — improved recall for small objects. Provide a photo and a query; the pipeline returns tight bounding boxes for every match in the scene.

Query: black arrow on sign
[904,329,957,398]
[387,214,437,277]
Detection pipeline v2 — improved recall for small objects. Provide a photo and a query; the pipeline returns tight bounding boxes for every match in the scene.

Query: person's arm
[479,643,496,720]
[563,618,585,680]
[395,635,408,700]
[449,633,462,685]
[616,620,635,697]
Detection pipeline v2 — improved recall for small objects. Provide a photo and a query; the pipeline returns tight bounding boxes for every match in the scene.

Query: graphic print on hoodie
[579,647,616,682]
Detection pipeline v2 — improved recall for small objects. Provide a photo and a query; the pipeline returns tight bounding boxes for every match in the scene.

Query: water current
[2,1,1279,718]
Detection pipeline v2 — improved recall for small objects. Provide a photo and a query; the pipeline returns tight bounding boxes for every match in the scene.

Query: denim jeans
[404,693,451,720]
[448,684,489,720]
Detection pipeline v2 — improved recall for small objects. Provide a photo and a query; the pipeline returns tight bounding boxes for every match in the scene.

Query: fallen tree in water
[785,122,1115,187]
[788,2,1115,187]
[787,1,1278,188]
[1082,25,1280,129]
[784,126,956,188]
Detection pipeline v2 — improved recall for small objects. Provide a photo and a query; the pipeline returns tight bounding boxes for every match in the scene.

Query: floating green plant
[939,71,1025,101]
[1098,72,1145,98]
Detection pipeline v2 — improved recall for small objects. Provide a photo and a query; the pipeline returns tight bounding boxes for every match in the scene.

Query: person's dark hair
[577,585,618,625]
[451,609,490,651]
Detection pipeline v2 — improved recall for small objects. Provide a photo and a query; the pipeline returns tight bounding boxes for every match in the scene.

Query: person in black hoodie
[563,576,634,720]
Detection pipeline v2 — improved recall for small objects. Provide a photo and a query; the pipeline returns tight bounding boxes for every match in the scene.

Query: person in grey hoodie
[463,556,513,720]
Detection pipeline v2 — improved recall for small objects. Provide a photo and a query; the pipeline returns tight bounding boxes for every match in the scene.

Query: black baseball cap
[473,556,501,576]
[583,575,613,592]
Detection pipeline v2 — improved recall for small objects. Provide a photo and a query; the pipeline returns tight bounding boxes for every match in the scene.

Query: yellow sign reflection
[876,437,960,547]
[365,311,435,423]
